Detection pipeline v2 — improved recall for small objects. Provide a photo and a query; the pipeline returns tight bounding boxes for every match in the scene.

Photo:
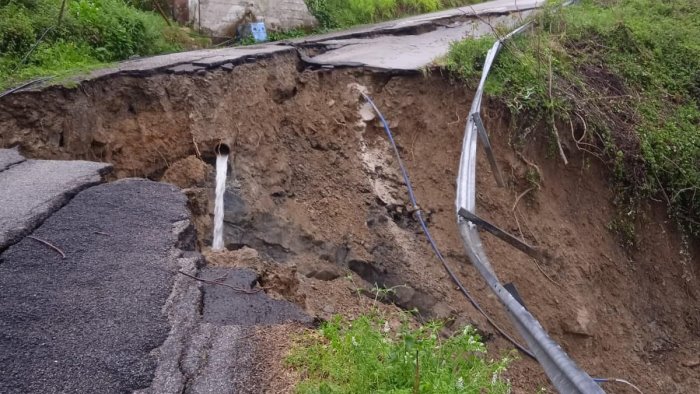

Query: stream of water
[212,154,228,251]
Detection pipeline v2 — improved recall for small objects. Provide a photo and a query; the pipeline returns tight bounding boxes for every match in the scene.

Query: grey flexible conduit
[454,12,605,394]
[360,92,535,359]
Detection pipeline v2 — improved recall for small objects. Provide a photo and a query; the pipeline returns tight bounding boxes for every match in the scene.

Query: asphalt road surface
[0,179,191,393]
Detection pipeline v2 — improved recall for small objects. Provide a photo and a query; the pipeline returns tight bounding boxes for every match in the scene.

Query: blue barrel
[250,22,267,42]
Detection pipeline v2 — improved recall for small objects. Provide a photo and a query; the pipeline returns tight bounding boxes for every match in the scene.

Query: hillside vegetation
[0,0,192,89]
[306,0,483,29]
[445,0,700,238]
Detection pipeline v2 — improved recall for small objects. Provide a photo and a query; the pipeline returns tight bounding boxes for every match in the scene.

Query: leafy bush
[445,0,700,236]
[306,0,481,29]
[287,314,512,393]
[0,0,187,88]
[0,4,36,55]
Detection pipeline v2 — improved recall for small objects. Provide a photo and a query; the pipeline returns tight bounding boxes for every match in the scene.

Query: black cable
[360,91,535,360]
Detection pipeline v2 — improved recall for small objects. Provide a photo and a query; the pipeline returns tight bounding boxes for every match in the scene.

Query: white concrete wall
[188,0,317,37]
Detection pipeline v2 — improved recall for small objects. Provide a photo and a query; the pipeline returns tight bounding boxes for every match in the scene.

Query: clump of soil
[204,247,308,306]
[1,53,698,393]
[161,155,212,189]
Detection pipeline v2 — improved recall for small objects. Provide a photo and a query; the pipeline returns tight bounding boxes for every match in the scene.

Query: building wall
[182,0,317,38]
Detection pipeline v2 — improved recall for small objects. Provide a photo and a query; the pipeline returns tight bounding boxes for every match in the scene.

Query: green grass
[0,0,196,89]
[444,0,700,237]
[287,314,512,393]
[305,0,484,30]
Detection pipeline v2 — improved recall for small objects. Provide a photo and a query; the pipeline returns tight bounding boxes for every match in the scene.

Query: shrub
[68,0,179,60]
[0,4,36,55]
[0,0,184,89]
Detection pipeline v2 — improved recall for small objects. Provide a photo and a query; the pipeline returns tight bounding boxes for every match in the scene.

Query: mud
[1,52,698,393]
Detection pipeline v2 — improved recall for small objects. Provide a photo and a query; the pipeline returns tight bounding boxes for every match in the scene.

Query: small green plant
[525,167,542,190]
[370,283,407,302]
[287,313,512,393]
[267,28,309,42]
[606,217,636,249]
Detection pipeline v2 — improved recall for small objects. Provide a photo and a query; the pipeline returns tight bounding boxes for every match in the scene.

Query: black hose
[360,91,535,360]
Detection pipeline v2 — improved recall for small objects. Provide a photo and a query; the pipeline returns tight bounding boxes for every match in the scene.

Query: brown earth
[1,52,698,393]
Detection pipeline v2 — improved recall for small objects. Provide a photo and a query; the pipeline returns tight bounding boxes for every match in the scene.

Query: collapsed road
[1,4,544,391]
[1,0,698,393]
[0,4,548,391]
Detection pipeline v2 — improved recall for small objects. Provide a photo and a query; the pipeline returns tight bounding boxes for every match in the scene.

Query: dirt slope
[1,53,698,393]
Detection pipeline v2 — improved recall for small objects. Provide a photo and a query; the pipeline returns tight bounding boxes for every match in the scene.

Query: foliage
[441,36,493,88]
[0,0,190,89]
[287,314,512,393]
[306,0,482,30]
[267,28,309,42]
[444,0,700,236]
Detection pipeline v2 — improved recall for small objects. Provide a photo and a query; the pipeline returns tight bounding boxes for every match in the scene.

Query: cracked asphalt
[8,0,540,93]
[0,179,191,393]
[0,153,312,393]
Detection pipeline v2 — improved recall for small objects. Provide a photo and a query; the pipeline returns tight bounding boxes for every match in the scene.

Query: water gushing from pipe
[212,153,228,251]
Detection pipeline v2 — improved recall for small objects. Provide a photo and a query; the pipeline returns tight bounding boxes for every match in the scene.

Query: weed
[370,283,403,299]
[525,167,541,190]
[287,313,512,393]
[267,28,309,42]
[607,191,639,249]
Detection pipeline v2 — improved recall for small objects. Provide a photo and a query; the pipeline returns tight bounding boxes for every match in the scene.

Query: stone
[681,359,700,368]
[168,64,206,74]
[308,267,342,281]
[393,285,416,307]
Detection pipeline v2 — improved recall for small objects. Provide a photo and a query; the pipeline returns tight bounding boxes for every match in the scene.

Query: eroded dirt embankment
[1,53,698,392]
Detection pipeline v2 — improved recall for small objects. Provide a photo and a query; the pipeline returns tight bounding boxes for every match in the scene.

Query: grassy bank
[0,0,197,89]
[305,0,483,30]
[445,0,700,237]
[287,314,512,393]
